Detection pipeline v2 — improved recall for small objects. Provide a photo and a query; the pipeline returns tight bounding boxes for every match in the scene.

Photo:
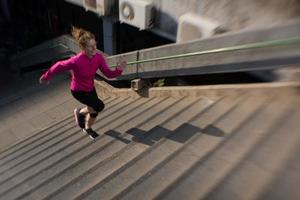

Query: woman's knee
[88,100,104,114]
[95,100,105,112]
[87,106,99,118]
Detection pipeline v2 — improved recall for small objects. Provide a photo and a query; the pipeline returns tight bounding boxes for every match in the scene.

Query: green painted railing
[110,36,300,67]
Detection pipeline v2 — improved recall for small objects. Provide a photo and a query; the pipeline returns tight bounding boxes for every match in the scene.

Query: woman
[40,27,126,139]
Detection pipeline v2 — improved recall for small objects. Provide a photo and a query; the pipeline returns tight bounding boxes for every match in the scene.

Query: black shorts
[71,88,104,112]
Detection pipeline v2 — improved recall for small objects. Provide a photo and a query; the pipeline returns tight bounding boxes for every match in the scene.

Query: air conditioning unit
[177,13,224,43]
[119,0,155,30]
[83,0,117,16]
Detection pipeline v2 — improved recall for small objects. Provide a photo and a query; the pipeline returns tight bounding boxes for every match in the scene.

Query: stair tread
[0,84,299,200]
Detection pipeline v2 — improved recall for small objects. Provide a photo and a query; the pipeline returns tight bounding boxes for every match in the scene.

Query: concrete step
[0,97,172,199]
[202,106,300,200]
[0,117,73,160]
[154,96,292,200]
[17,96,186,199]
[0,74,79,149]
[0,119,75,168]
[0,96,114,160]
[0,97,121,194]
[0,82,299,200]
[130,96,291,200]
[41,96,214,199]
[73,94,255,200]
[0,121,77,174]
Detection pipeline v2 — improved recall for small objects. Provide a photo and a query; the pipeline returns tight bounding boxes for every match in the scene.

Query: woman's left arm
[98,54,126,78]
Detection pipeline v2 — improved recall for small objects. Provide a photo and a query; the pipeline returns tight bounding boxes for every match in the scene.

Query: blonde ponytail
[71,26,95,50]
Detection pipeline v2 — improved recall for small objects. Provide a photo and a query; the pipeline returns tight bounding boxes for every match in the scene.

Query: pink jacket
[41,52,122,92]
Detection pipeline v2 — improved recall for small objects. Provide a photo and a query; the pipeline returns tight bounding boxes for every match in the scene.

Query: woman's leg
[72,91,90,128]
[71,88,104,131]
[79,107,89,115]
[84,106,100,139]
[84,89,105,129]
[86,106,97,129]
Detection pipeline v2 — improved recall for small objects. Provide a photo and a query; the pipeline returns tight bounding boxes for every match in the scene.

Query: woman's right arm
[40,56,76,83]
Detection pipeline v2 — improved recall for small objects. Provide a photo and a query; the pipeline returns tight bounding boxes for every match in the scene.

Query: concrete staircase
[0,82,299,200]
[0,72,81,150]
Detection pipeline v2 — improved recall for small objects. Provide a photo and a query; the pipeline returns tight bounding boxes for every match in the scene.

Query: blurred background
[1,0,300,86]
[0,2,300,199]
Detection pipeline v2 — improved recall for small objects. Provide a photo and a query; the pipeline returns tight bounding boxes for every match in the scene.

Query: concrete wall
[103,20,300,80]
[65,0,300,42]
[152,0,300,39]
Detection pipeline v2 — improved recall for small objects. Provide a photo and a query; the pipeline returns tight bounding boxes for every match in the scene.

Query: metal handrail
[110,36,300,67]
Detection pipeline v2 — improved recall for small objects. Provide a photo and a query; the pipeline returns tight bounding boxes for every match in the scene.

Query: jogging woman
[39,27,126,139]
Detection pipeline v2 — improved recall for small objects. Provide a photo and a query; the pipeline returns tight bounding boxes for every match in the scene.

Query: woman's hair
[71,26,95,49]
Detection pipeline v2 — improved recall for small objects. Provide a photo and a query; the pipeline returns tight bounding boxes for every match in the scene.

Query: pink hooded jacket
[41,52,122,92]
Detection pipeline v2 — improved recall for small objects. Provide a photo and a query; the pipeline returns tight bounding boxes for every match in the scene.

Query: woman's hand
[117,61,127,71]
[39,75,50,85]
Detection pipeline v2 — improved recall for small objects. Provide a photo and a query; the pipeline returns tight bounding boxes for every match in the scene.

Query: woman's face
[84,39,97,58]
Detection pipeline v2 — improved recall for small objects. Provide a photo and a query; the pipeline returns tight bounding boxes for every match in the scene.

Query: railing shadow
[125,123,225,146]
